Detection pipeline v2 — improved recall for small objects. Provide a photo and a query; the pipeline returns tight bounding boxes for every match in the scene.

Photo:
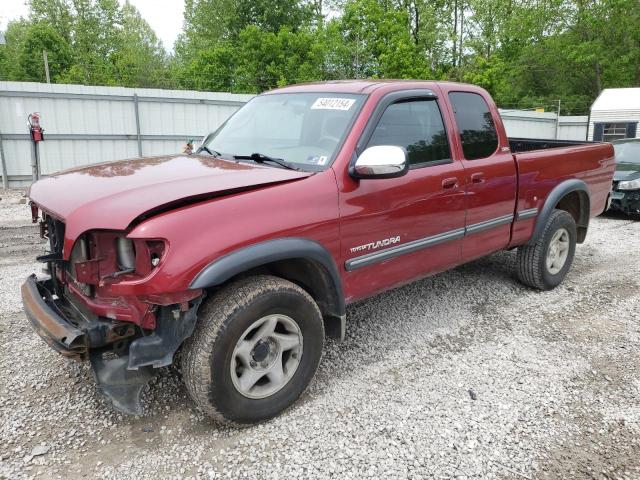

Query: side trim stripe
[465,214,514,235]
[516,208,538,220]
[345,228,465,271]
[345,209,538,271]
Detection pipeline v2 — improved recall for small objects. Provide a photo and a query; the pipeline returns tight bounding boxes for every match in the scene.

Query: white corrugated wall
[0,82,254,186]
[499,110,588,141]
[557,116,590,141]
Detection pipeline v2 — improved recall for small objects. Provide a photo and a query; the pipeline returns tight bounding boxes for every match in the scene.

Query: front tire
[516,209,577,290]
[182,275,324,425]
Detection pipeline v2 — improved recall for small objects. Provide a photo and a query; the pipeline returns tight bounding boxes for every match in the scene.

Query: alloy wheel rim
[230,314,303,399]
[546,227,570,275]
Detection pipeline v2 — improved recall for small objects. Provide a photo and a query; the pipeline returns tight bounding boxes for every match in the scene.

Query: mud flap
[90,352,155,415]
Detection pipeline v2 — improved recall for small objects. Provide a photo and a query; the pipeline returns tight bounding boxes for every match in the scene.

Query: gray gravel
[1,187,640,479]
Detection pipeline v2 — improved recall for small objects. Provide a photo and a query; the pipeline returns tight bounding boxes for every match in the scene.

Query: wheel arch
[529,179,591,245]
[189,238,346,339]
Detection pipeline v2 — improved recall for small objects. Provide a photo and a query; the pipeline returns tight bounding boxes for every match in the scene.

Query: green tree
[233,26,325,92]
[112,2,174,88]
[18,22,73,82]
[0,19,72,82]
[324,0,430,79]
[0,20,31,81]
[1,0,172,88]
[29,0,74,42]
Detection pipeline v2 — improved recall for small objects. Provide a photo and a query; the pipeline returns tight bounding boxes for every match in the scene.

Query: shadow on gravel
[600,210,640,222]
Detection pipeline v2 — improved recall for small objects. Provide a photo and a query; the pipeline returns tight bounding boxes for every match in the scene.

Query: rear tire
[181,275,324,426]
[516,209,577,290]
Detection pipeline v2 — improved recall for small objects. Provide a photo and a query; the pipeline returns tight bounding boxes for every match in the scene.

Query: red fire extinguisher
[28,112,44,142]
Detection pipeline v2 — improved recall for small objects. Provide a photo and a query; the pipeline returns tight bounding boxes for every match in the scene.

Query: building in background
[499,110,588,141]
[589,88,640,142]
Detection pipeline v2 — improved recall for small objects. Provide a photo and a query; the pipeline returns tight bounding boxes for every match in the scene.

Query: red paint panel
[27,155,312,258]
[508,142,615,247]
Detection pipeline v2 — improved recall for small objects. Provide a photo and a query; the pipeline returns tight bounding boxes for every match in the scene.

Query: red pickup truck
[23,80,615,424]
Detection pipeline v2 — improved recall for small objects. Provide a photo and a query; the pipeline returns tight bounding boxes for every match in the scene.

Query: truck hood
[613,163,640,182]
[29,154,313,240]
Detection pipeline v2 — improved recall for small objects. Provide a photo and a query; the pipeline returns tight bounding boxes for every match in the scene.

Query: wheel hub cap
[230,314,303,399]
[546,227,570,275]
[251,340,272,363]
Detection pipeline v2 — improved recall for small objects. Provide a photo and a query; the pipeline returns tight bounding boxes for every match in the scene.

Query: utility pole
[43,50,50,83]
[459,1,464,81]
[354,32,360,79]
[555,99,562,140]
[0,134,8,189]
[453,0,458,68]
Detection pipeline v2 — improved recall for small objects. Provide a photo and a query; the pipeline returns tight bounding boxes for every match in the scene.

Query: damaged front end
[23,210,203,414]
[609,187,640,215]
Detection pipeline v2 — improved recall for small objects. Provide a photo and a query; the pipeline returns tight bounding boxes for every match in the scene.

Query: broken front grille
[38,213,65,262]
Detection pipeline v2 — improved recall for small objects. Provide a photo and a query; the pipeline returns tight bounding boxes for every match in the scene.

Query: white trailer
[589,88,640,142]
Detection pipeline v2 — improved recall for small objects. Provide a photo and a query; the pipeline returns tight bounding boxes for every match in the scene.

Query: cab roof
[266,79,464,95]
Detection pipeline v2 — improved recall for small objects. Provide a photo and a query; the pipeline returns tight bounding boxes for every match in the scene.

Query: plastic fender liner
[189,238,346,319]
[90,352,155,415]
[528,179,590,245]
[128,296,204,370]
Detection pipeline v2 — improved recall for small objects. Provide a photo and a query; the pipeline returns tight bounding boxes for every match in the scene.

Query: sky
[0,0,185,50]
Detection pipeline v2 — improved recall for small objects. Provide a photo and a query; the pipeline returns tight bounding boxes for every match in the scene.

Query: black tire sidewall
[207,289,323,424]
[540,212,577,288]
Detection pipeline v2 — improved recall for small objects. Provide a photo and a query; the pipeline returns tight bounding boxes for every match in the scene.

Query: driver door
[338,93,467,302]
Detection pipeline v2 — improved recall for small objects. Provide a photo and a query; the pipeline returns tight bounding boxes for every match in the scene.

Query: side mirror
[350,145,409,179]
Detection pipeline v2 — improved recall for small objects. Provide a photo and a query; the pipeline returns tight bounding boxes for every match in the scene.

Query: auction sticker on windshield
[311,97,356,110]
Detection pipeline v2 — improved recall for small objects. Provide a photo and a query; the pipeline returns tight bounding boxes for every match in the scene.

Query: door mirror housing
[351,145,409,179]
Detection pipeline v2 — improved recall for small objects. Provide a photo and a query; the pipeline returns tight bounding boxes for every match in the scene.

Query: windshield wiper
[197,145,222,157]
[233,153,300,171]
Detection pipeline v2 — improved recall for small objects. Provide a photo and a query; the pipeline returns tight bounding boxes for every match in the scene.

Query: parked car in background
[610,138,640,216]
[23,80,615,425]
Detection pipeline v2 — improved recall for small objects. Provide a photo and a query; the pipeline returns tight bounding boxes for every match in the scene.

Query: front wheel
[181,275,324,425]
[516,209,577,290]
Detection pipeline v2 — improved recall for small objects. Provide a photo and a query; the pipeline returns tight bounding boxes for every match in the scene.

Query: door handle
[471,172,485,184]
[442,177,458,189]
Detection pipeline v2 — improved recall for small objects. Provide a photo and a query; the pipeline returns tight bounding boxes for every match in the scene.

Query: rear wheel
[181,275,324,425]
[516,209,577,290]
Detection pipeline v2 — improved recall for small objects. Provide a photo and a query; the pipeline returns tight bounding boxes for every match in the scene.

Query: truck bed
[514,141,614,217]
[509,138,592,153]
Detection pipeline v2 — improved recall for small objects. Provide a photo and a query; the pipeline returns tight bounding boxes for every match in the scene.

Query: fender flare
[528,179,591,245]
[189,238,346,317]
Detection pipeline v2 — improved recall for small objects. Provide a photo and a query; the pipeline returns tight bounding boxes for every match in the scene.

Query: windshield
[614,141,640,165]
[202,93,365,170]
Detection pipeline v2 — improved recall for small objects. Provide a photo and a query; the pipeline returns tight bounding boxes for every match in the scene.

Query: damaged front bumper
[21,274,202,414]
[609,190,640,215]
[22,275,87,359]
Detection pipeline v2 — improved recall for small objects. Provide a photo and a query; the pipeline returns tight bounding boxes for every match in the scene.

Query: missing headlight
[116,237,136,271]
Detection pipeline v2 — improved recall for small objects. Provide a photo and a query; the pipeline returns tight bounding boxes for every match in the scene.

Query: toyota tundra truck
[22,80,615,425]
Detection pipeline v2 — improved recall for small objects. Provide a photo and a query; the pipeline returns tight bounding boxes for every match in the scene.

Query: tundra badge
[350,236,401,254]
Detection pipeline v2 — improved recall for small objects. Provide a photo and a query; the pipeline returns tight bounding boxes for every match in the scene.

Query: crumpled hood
[613,163,640,182]
[29,154,312,244]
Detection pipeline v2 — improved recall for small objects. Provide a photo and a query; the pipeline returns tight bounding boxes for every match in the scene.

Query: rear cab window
[448,92,499,160]
[366,99,451,167]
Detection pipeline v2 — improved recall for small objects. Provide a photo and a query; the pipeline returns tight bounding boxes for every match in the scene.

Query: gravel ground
[1,187,639,480]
